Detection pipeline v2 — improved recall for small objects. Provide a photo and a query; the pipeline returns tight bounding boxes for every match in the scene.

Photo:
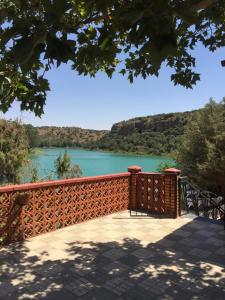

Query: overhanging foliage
[0,0,224,115]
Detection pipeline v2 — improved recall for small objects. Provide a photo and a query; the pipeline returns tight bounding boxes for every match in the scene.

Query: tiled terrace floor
[0,211,225,300]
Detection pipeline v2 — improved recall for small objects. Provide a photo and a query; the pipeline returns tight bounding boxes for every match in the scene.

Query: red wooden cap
[164,168,181,175]
[0,172,131,193]
[128,166,142,173]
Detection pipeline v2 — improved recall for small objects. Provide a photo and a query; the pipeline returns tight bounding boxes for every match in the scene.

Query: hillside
[24,110,197,155]
[36,126,108,147]
[84,111,197,155]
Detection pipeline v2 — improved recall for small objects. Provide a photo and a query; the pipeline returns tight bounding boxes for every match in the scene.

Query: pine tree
[177,98,225,196]
[54,152,82,179]
[0,119,29,184]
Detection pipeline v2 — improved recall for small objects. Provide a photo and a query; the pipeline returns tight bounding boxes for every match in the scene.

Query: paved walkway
[0,211,225,299]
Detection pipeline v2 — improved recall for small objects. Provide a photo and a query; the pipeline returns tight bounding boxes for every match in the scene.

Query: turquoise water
[31,148,173,178]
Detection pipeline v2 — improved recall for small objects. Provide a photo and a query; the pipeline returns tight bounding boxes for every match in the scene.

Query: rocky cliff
[84,110,197,155]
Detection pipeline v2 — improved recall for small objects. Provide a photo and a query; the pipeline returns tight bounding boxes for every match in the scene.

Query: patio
[0,211,225,300]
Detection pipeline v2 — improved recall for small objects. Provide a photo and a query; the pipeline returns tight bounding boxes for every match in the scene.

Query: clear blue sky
[2,45,224,130]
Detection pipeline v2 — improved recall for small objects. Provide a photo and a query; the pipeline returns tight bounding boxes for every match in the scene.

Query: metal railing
[180,176,225,228]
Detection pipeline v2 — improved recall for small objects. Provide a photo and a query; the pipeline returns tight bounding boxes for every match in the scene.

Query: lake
[31,148,173,179]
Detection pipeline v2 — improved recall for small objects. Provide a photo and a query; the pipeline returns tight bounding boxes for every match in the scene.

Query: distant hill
[83,110,197,155]
[36,126,108,147]
[24,110,198,155]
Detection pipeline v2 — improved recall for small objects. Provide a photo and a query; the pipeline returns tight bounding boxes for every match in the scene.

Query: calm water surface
[31,148,173,178]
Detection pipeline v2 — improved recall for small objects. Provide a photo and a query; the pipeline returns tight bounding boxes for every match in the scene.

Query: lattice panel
[137,174,166,214]
[0,174,130,244]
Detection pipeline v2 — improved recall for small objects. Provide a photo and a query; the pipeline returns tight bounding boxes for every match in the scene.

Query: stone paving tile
[182,221,205,230]
[160,286,205,300]
[123,285,156,300]
[163,249,184,259]
[38,288,76,300]
[172,276,195,289]
[102,248,126,260]
[218,228,225,236]
[69,261,97,276]
[0,211,225,300]
[65,277,95,296]
[186,280,210,294]
[205,237,225,247]
[131,248,155,259]
[0,282,17,298]
[85,270,108,286]
[178,237,201,247]
[23,278,53,293]
[78,287,121,300]
[35,261,65,276]
[139,222,163,230]
[16,280,66,300]
[103,261,129,276]
[189,247,212,259]
[119,254,140,268]
[215,247,225,256]
[156,294,175,300]
[128,262,156,282]
[138,277,169,295]
[122,223,143,230]
[195,229,215,237]
[156,238,177,248]
[103,277,135,296]
[171,229,192,238]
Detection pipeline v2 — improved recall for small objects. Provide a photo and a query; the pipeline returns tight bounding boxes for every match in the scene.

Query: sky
[1,45,224,130]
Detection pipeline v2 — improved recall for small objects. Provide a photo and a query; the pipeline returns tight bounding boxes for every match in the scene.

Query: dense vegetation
[84,111,195,155]
[1,98,225,199]
[177,98,225,196]
[1,1,224,115]
[0,119,29,183]
[0,119,83,184]
[0,120,85,184]
[20,110,195,156]
[24,124,41,148]
[0,110,193,184]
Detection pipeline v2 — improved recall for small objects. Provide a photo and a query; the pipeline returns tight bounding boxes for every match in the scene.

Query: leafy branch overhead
[0,0,224,115]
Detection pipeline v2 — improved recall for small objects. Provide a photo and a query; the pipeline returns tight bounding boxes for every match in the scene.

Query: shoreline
[31,146,175,159]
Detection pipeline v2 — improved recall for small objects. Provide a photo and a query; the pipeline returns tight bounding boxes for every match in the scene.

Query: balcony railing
[0,166,180,246]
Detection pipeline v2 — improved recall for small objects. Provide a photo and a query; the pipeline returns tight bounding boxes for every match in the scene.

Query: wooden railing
[0,166,180,246]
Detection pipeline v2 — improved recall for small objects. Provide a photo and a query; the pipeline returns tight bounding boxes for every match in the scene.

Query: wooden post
[164,168,181,218]
[128,166,142,212]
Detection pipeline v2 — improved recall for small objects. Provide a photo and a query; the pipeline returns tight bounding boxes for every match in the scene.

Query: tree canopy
[24,124,40,148]
[177,98,225,196]
[0,0,224,115]
[0,119,29,184]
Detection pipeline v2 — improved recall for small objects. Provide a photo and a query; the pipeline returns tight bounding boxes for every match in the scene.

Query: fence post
[164,168,181,218]
[128,166,142,213]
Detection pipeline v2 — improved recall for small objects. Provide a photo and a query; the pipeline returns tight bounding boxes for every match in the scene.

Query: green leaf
[16,83,29,92]
[100,36,110,50]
